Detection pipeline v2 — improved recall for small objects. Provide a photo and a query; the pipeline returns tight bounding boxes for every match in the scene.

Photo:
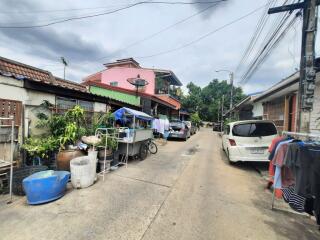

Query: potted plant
[96,135,119,171]
[56,106,86,171]
[22,136,59,166]
[17,136,59,195]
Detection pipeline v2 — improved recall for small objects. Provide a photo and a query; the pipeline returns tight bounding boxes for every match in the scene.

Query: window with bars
[56,97,96,125]
[56,97,94,112]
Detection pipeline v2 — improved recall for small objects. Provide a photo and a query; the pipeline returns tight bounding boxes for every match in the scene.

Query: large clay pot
[98,149,113,161]
[57,150,85,171]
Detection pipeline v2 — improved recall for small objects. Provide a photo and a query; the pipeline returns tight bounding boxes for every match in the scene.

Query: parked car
[169,121,190,141]
[183,121,197,135]
[212,122,221,132]
[222,120,277,163]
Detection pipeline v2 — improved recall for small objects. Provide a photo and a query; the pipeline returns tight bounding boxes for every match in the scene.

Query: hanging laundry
[269,133,320,226]
[267,136,285,190]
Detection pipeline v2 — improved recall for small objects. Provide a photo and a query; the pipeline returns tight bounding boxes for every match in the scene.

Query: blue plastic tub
[22,170,70,205]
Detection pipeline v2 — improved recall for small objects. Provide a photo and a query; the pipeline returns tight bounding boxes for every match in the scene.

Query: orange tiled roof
[0,56,87,92]
[156,95,181,110]
[0,56,53,82]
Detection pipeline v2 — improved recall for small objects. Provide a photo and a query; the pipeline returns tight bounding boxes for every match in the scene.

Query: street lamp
[215,69,234,111]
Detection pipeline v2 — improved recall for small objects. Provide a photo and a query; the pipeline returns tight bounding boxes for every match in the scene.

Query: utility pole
[218,100,220,124]
[215,69,234,111]
[230,72,234,111]
[221,95,224,131]
[268,0,318,132]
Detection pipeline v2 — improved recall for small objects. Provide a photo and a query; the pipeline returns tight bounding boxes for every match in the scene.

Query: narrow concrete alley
[1,129,319,240]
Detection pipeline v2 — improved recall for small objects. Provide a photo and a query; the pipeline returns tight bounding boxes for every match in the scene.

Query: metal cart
[95,108,154,180]
[113,107,154,161]
[117,128,153,160]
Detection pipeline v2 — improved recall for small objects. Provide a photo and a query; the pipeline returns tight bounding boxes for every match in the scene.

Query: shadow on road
[250,178,320,240]
[219,147,269,175]
[216,133,320,239]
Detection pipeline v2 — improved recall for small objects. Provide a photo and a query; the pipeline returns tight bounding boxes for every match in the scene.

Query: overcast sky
[0,0,317,94]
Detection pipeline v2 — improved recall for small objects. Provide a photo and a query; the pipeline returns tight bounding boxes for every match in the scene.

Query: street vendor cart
[113,107,154,161]
[95,108,155,179]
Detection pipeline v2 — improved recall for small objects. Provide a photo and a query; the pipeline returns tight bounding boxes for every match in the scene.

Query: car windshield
[232,122,277,137]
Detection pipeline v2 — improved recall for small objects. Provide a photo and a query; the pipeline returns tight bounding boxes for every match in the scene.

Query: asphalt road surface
[0,128,319,240]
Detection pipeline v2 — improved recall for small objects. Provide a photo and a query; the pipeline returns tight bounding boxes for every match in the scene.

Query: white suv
[222,120,277,163]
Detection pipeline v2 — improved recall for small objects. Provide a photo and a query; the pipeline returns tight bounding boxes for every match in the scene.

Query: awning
[113,107,153,121]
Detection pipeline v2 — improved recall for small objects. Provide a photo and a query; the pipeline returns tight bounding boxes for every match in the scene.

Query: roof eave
[253,72,300,103]
[154,70,183,86]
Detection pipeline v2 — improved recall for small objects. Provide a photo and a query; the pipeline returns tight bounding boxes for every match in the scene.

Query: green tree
[181,79,245,122]
[190,112,201,125]
[181,82,202,113]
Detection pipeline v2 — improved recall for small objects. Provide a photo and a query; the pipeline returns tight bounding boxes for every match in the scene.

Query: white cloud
[0,0,314,95]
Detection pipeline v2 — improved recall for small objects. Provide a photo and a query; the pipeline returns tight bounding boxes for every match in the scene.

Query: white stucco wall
[0,76,28,102]
[0,76,56,137]
[0,76,55,105]
[1,76,111,138]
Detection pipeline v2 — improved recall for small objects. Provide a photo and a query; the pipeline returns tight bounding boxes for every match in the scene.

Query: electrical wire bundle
[236,0,302,85]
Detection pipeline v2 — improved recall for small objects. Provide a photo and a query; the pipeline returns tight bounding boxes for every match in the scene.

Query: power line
[238,0,296,83]
[96,2,221,61]
[0,3,132,14]
[2,8,122,26]
[240,11,301,84]
[234,0,275,74]
[133,3,269,59]
[0,1,227,28]
[235,0,294,77]
[239,13,293,83]
[0,1,225,14]
[241,16,299,84]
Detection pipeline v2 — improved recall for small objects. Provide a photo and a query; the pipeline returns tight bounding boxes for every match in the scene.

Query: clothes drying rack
[271,130,320,210]
[0,117,15,204]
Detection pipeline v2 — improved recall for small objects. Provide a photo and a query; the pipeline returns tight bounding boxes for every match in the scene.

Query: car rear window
[232,122,277,137]
[170,122,184,129]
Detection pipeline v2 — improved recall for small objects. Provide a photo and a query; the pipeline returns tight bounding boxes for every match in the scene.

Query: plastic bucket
[70,156,95,189]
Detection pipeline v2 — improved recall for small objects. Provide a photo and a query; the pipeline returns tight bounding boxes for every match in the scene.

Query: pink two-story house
[83,58,183,117]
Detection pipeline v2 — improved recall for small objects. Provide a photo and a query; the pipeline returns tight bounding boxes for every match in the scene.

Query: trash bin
[70,156,96,189]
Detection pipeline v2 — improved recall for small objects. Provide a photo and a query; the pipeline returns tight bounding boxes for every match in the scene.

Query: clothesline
[270,130,320,228]
[282,131,320,140]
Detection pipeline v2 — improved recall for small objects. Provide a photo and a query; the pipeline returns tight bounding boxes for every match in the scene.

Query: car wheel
[226,149,234,165]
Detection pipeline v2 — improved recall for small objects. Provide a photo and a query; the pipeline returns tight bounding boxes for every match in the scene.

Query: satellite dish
[127,74,149,96]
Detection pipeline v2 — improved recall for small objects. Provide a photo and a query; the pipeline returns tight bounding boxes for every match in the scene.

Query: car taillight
[229,139,236,146]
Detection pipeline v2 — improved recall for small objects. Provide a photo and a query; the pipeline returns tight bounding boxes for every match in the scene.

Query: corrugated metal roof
[254,72,299,102]
[85,81,177,109]
[90,85,141,106]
